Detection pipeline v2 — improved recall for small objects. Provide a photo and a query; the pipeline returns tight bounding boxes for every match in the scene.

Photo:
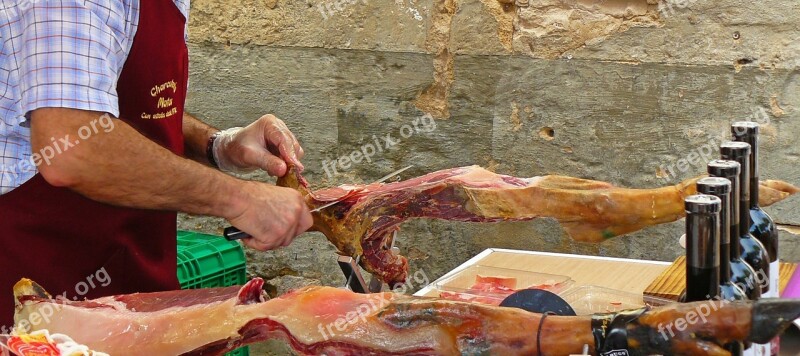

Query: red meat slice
[439,276,567,305]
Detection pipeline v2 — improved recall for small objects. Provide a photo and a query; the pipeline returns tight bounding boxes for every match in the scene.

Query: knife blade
[309,164,413,213]
[224,165,413,241]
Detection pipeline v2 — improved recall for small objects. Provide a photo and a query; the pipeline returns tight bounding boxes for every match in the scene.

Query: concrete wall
[180,0,800,298]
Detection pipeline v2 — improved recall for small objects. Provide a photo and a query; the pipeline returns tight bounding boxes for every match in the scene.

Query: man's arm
[182,112,218,166]
[31,108,312,250]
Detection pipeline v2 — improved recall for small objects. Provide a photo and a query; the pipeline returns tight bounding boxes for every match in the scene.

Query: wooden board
[415,248,671,298]
[644,255,799,301]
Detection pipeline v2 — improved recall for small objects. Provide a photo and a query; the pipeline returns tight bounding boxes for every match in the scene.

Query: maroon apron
[0,0,188,326]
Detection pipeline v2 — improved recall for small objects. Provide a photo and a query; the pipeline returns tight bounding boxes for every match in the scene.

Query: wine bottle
[733,122,781,356]
[696,177,747,301]
[721,142,770,356]
[683,194,721,303]
[720,142,770,296]
[732,122,780,300]
[708,160,761,300]
[697,177,745,356]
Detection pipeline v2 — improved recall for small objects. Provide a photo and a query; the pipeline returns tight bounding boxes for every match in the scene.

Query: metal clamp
[340,231,400,294]
[338,255,369,293]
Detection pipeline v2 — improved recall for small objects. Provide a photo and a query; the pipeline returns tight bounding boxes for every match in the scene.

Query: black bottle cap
[708,159,741,178]
[697,177,731,196]
[732,121,759,140]
[685,194,722,214]
[720,141,751,161]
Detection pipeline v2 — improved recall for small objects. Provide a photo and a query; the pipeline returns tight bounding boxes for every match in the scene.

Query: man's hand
[226,182,314,251]
[213,115,305,176]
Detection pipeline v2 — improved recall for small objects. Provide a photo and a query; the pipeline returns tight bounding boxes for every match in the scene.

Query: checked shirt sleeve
[16,0,134,118]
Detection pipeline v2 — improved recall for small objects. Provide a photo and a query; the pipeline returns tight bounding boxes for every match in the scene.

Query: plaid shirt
[0,0,190,195]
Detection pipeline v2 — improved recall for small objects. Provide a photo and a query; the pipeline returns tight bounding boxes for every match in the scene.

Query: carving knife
[223,165,413,241]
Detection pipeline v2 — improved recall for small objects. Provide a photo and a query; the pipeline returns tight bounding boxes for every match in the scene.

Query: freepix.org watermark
[657,297,728,339]
[657,0,700,18]
[2,268,111,335]
[317,0,368,20]
[1,114,115,184]
[658,107,770,182]
[321,114,436,180]
[317,269,430,341]
[657,268,768,340]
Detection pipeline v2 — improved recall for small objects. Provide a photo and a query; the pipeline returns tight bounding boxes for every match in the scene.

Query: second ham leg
[278,166,797,286]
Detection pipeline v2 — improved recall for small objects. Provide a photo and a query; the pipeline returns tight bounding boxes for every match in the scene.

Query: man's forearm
[182,112,218,165]
[31,108,245,218]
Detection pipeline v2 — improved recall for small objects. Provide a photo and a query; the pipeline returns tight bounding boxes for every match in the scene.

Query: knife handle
[224,226,250,241]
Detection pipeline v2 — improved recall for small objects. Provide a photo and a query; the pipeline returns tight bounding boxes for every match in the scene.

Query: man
[0,0,313,326]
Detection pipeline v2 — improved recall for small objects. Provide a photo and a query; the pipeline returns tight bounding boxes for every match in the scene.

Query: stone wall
[180,0,800,298]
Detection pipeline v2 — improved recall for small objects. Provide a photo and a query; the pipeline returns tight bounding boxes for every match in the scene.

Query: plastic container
[177,231,249,356]
[434,265,575,305]
[177,230,247,289]
[558,285,673,315]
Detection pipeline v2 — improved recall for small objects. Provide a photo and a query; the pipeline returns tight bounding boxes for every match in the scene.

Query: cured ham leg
[13,278,800,356]
[277,166,797,286]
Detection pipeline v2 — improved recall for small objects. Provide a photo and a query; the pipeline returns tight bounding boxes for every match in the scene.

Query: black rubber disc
[499,289,577,316]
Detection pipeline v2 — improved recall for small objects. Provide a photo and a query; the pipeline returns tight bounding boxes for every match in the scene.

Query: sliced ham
[438,275,569,305]
[13,278,800,356]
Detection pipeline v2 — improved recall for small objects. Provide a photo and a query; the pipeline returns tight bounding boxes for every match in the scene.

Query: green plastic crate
[225,347,249,356]
[177,231,249,356]
[177,230,247,289]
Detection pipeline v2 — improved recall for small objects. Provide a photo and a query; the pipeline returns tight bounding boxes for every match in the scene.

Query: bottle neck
[748,161,760,209]
[686,211,720,270]
[685,208,721,301]
[740,132,760,208]
[739,159,752,236]
[718,194,732,283]
[726,174,742,261]
[729,221,742,261]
